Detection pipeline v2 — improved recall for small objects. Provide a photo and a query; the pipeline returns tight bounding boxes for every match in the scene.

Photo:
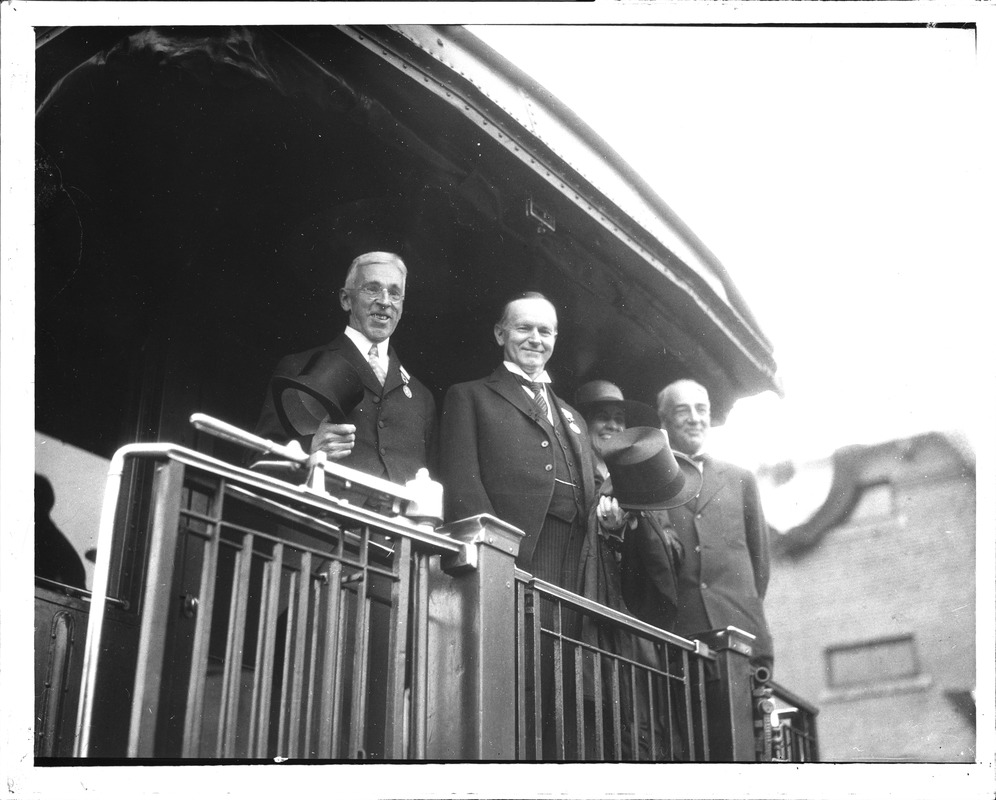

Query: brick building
[759,431,976,762]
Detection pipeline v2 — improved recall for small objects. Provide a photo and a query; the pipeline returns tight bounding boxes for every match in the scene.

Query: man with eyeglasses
[254,251,436,485]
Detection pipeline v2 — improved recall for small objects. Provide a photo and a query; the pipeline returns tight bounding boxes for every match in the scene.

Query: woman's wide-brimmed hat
[600,426,703,510]
[271,351,365,438]
[575,380,659,429]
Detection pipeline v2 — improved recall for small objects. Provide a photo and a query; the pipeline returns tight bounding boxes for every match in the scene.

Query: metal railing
[71,418,817,762]
[769,681,819,762]
[514,574,712,761]
[75,443,462,759]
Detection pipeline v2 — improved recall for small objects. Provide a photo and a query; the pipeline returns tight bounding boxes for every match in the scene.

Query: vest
[541,406,585,522]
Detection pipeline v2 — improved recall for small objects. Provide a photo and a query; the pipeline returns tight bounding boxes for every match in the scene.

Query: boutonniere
[400,365,412,398]
[561,407,582,435]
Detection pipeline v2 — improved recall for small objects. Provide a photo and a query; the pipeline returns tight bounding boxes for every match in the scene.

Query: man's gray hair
[343,252,408,291]
[656,378,709,414]
[497,291,557,329]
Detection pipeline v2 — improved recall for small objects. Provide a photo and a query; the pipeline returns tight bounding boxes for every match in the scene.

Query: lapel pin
[561,407,582,434]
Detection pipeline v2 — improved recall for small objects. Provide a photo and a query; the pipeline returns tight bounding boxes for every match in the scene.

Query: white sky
[470,23,993,469]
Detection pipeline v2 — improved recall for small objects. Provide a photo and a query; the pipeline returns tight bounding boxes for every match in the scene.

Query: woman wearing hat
[576,380,702,760]
[575,380,696,633]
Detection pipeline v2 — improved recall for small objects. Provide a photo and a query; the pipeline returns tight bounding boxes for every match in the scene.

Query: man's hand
[310,421,357,460]
[597,495,633,532]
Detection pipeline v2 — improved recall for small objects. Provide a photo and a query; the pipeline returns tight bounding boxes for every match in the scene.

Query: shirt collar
[345,325,389,359]
[503,361,551,384]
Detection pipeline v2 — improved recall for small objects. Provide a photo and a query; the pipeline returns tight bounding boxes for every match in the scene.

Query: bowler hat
[576,380,659,429]
[600,426,703,510]
[271,351,365,438]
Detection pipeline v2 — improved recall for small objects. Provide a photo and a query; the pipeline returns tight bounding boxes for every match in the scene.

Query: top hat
[271,351,365,438]
[576,380,660,429]
[600,426,703,510]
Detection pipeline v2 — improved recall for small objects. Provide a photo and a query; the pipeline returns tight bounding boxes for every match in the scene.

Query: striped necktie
[515,375,549,419]
[367,344,386,386]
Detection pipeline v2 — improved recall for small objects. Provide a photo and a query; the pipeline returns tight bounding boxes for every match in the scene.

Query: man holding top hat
[575,380,700,633]
[575,379,702,760]
[254,251,436,485]
[656,379,774,673]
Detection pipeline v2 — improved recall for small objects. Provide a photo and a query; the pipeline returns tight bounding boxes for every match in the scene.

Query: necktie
[368,344,386,386]
[515,375,549,419]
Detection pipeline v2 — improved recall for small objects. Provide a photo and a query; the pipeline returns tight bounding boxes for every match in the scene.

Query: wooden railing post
[424,515,523,760]
[697,626,757,762]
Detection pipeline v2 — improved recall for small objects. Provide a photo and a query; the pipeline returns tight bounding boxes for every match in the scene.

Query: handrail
[34,578,129,610]
[518,570,713,657]
[109,443,463,555]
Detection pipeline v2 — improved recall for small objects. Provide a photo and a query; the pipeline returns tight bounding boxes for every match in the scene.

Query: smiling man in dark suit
[657,378,774,673]
[254,251,435,485]
[439,291,594,593]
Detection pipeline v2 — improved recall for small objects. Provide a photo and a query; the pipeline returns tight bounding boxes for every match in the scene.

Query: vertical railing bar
[683,649,698,761]
[627,661,638,760]
[247,553,271,756]
[551,600,565,761]
[319,561,344,758]
[610,659,622,761]
[303,574,322,757]
[288,551,312,758]
[573,641,585,761]
[125,460,186,758]
[180,501,221,758]
[696,653,710,761]
[329,566,351,758]
[592,647,604,760]
[410,553,430,760]
[276,564,298,756]
[515,580,527,759]
[384,536,412,759]
[665,645,677,762]
[346,526,372,759]
[256,544,284,756]
[348,580,372,759]
[515,580,538,761]
[644,666,657,762]
[530,587,543,760]
[220,534,254,758]
[679,648,693,761]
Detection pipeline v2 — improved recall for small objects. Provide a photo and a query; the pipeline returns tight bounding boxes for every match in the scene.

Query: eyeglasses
[357,282,404,303]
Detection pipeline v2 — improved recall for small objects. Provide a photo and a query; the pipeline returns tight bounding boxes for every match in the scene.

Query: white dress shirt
[503,361,554,425]
[345,325,390,377]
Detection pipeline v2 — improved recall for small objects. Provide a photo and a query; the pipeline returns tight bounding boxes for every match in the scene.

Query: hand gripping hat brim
[271,351,365,438]
[600,426,703,510]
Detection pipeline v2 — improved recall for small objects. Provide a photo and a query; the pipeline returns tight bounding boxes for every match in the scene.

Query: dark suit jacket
[665,455,773,664]
[254,332,436,485]
[439,365,595,569]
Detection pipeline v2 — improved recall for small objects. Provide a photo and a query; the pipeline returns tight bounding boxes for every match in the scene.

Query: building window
[826,635,920,688]
[847,480,894,523]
